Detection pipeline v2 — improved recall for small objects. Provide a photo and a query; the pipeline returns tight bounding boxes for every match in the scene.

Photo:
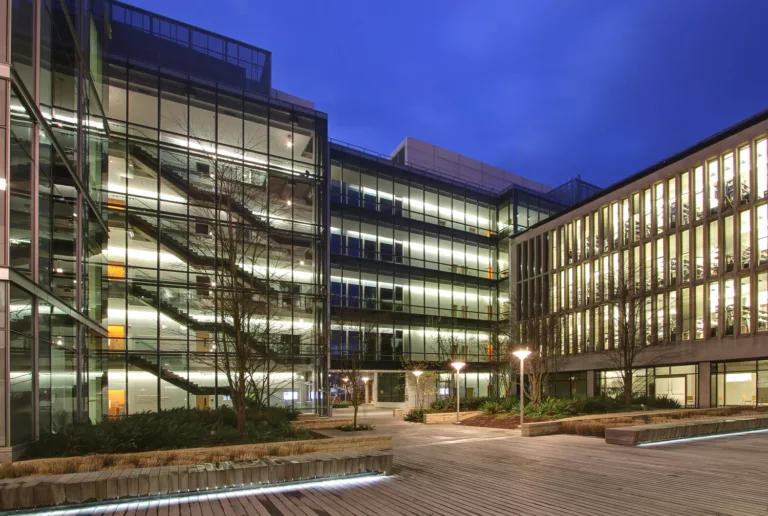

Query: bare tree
[165,120,316,435]
[507,299,564,409]
[337,343,366,429]
[602,267,675,405]
[505,294,564,408]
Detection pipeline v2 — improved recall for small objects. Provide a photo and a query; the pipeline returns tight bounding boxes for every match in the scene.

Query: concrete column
[697,362,711,408]
[586,370,596,397]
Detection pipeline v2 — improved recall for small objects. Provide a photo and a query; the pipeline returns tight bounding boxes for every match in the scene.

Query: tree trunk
[623,376,633,405]
[233,394,247,436]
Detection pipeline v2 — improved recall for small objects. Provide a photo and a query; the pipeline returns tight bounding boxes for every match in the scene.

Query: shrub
[480,400,505,415]
[403,409,433,422]
[336,423,375,432]
[566,396,623,415]
[331,402,351,409]
[24,406,309,460]
[633,395,682,410]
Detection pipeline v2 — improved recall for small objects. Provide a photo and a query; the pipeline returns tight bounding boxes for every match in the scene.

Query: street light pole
[361,376,370,404]
[450,362,466,423]
[512,350,532,428]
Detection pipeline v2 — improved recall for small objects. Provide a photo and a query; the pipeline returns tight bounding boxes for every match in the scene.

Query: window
[681,229,690,282]
[758,273,768,332]
[757,205,768,266]
[724,278,735,336]
[669,234,677,286]
[668,291,677,341]
[757,138,768,200]
[708,159,719,214]
[723,152,734,207]
[643,189,652,237]
[695,284,704,339]
[709,282,719,338]
[741,277,751,335]
[694,165,704,220]
[740,209,751,269]
[695,226,704,280]
[724,216,734,272]
[668,178,677,229]
[681,172,690,225]
[739,145,751,203]
[681,287,691,340]
[709,221,719,276]
[655,183,664,234]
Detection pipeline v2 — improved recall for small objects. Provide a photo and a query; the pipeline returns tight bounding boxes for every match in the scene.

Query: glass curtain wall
[3,0,109,446]
[103,60,327,414]
[330,151,505,398]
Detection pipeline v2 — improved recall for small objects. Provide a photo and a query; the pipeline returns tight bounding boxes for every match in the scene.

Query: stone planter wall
[0,451,393,511]
[521,406,768,437]
[605,415,768,446]
[424,411,481,424]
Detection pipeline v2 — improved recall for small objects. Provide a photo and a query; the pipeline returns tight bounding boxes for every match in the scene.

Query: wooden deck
[44,417,768,515]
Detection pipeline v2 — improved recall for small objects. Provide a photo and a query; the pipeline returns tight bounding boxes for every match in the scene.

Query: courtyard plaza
[48,405,768,516]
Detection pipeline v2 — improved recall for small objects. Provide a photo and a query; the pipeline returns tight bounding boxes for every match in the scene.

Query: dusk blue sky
[126,0,768,189]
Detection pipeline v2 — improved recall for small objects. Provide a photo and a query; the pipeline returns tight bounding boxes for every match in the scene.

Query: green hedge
[24,407,308,460]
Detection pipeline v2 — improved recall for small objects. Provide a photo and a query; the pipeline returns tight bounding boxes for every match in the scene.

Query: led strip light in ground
[27,474,389,516]
[637,428,768,447]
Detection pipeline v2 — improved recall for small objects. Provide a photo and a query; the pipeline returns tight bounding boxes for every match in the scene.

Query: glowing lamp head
[450,362,466,372]
[361,376,370,383]
[513,349,532,361]
[342,377,349,383]
[412,370,423,377]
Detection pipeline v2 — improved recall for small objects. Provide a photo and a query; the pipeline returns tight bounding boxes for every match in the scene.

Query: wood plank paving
[40,420,768,516]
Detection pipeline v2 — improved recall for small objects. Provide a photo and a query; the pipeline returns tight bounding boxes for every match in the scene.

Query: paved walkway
[46,409,768,515]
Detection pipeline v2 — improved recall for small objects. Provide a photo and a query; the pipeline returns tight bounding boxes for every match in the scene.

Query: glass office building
[510,110,768,408]
[4,0,766,460]
[328,142,570,404]
[100,3,328,417]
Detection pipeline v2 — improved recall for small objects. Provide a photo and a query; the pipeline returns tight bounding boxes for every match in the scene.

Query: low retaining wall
[393,409,405,418]
[294,418,352,430]
[521,407,768,437]
[0,451,393,510]
[605,415,768,446]
[424,411,481,424]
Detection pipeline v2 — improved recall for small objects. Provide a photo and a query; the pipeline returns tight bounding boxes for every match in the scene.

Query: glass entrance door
[655,375,687,406]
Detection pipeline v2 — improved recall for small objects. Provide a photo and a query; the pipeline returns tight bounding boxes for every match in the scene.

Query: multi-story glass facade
[0,0,328,457]
[511,111,768,408]
[329,142,569,403]
[2,0,109,456]
[100,2,328,416]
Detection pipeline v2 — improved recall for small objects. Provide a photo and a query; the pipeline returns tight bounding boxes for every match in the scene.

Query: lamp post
[342,377,349,402]
[512,349,532,428]
[361,376,370,404]
[412,370,423,409]
[450,362,466,423]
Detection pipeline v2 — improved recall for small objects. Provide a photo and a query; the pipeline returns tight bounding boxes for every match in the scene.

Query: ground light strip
[12,474,389,516]
[637,428,768,447]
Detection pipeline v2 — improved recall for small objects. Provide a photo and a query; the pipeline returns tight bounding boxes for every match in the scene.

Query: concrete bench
[0,451,393,511]
[605,415,768,446]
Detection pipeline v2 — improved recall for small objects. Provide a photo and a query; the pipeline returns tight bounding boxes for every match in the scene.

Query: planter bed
[0,435,392,481]
[605,414,768,446]
[0,450,394,511]
[521,406,768,437]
